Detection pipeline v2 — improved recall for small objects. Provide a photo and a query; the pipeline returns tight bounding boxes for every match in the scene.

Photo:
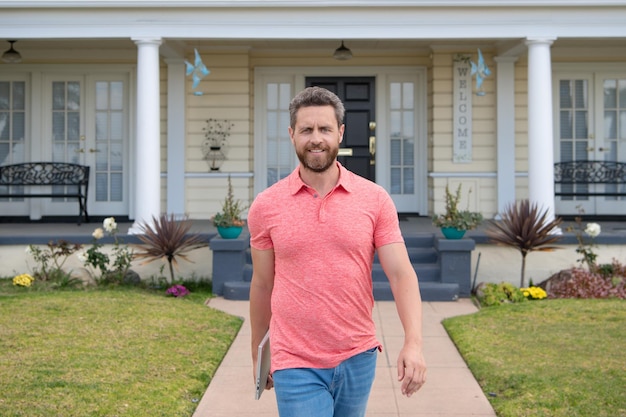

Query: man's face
[289,105,344,173]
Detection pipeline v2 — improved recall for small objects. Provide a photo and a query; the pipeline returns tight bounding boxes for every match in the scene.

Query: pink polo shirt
[248,163,404,372]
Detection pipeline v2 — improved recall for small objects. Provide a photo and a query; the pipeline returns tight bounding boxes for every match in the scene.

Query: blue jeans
[272,347,378,417]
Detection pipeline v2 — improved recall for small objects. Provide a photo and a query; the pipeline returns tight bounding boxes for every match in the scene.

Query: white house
[1,0,626,229]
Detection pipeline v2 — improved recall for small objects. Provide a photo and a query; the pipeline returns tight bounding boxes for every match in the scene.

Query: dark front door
[306,77,376,182]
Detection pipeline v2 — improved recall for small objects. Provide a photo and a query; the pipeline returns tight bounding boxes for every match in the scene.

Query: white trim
[185,172,254,179]
[5,1,626,8]
[166,58,186,217]
[4,7,626,40]
[494,56,518,214]
[429,172,497,178]
[553,62,626,72]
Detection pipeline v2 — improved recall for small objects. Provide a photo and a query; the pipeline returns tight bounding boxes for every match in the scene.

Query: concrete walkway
[193,298,496,417]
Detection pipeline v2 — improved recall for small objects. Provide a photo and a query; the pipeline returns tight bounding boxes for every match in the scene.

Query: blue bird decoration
[470,49,491,96]
[185,48,210,94]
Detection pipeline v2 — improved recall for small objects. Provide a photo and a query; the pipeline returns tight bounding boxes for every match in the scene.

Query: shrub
[475,282,527,307]
[26,240,81,281]
[134,214,207,283]
[540,260,626,299]
[485,199,562,288]
[77,217,133,285]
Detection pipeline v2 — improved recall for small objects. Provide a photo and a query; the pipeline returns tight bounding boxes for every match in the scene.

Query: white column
[165,58,186,218]
[130,37,162,232]
[526,38,556,222]
[494,56,518,217]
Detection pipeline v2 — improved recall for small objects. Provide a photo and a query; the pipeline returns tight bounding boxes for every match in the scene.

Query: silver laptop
[255,330,271,400]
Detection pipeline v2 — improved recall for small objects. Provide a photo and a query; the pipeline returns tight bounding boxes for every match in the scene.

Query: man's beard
[296,146,339,173]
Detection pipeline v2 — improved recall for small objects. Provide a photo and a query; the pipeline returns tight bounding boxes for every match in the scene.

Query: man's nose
[310,128,323,143]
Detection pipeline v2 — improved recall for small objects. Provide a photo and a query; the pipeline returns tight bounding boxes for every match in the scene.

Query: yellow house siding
[430,51,498,219]
[186,176,250,220]
[175,51,252,219]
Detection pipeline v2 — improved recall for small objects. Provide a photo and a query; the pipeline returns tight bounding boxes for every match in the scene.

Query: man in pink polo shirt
[249,86,426,417]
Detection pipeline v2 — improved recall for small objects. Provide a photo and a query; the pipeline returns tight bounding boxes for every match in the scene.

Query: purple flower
[166,284,190,297]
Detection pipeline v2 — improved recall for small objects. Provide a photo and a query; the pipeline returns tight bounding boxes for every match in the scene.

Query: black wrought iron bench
[554,160,626,198]
[0,162,90,224]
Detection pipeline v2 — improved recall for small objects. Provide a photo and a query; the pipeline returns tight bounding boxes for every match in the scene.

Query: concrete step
[373,246,438,264]
[226,280,460,302]
[372,263,440,282]
[235,232,444,301]
[373,281,459,302]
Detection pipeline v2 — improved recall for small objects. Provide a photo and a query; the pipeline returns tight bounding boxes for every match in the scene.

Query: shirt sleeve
[247,193,274,251]
[373,188,404,248]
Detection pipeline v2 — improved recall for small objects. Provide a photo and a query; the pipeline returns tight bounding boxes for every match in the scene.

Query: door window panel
[389,82,415,195]
[602,79,626,199]
[558,79,590,200]
[50,81,82,200]
[94,81,125,202]
[51,81,81,164]
[0,80,26,200]
[265,82,292,187]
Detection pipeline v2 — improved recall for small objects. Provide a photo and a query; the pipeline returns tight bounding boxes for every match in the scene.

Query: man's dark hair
[289,86,345,129]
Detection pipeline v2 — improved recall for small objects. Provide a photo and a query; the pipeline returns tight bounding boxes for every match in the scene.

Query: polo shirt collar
[288,162,353,195]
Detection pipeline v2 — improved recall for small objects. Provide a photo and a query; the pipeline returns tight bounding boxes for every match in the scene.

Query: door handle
[598,147,608,152]
[369,136,376,156]
[88,148,99,153]
[75,148,85,153]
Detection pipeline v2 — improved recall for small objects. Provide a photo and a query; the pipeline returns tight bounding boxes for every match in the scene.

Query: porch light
[2,40,22,63]
[333,41,352,61]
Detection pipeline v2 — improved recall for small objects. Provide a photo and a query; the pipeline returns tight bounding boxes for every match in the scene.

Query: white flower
[77,251,88,264]
[92,228,104,240]
[25,246,32,254]
[103,217,117,233]
[584,223,601,238]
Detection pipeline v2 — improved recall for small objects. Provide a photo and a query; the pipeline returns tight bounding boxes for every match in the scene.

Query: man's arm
[377,242,427,397]
[249,247,275,387]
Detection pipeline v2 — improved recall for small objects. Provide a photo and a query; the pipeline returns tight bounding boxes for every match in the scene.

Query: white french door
[554,71,626,216]
[42,73,130,218]
[595,75,626,215]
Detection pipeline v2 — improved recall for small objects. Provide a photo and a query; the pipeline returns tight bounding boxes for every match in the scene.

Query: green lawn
[0,285,242,417]
[443,299,626,417]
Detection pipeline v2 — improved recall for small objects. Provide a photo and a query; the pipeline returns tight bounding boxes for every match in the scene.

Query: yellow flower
[13,273,34,287]
[521,286,547,300]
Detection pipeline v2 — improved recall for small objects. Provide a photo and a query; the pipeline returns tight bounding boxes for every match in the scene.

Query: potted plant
[213,175,246,239]
[432,184,483,239]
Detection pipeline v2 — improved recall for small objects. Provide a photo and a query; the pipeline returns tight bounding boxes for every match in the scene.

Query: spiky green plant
[133,214,207,283]
[486,200,563,287]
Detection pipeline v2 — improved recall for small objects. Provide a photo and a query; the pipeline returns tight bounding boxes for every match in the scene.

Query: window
[389,81,415,195]
[266,82,292,187]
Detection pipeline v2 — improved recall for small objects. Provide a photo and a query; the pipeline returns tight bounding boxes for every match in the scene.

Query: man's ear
[288,127,295,145]
[339,124,345,144]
